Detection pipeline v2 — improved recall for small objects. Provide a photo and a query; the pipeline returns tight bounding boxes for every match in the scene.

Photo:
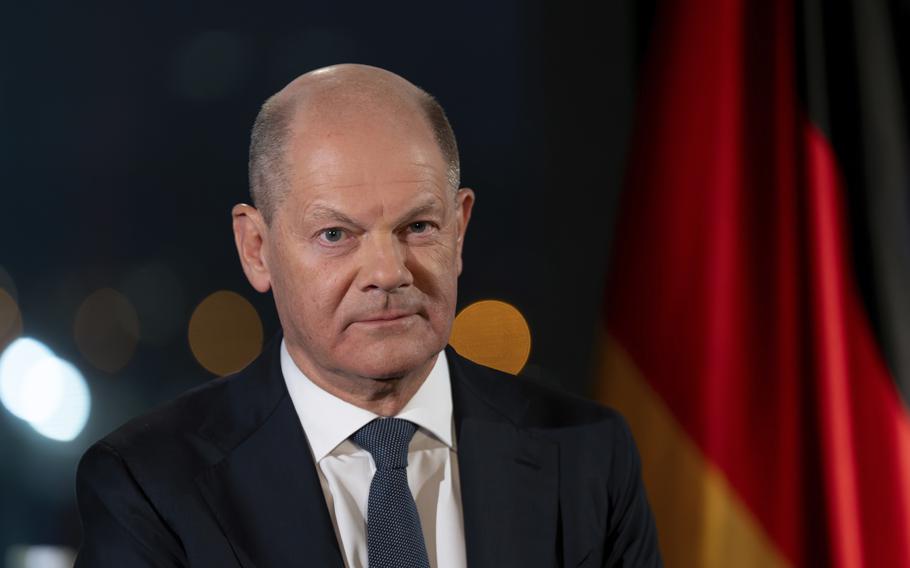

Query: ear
[453,188,475,276]
[232,203,272,293]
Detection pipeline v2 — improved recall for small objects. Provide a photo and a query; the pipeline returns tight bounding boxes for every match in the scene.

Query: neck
[285,345,438,416]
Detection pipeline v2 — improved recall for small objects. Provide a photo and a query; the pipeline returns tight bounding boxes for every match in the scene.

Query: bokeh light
[188,290,263,376]
[5,545,76,568]
[0,338,53,417]
[449,299,532,375]
[0,338,91,442]
[0,288,23,351]
[74,288,140,373]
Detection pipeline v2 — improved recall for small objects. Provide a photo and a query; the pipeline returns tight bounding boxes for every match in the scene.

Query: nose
[356,232,413,292]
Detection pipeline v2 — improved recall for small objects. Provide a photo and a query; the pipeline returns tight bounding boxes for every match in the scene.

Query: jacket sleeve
[74,441,187,567]
[603,416,663,567]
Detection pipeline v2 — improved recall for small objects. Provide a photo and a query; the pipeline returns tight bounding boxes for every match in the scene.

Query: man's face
[262,107,473,381]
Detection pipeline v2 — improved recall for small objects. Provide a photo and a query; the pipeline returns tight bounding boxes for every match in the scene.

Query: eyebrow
[305,205,363,227]
[394,198,444,225]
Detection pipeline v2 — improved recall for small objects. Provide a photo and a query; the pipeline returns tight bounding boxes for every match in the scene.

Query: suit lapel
[448,347,560,567]
[194,335,344,568]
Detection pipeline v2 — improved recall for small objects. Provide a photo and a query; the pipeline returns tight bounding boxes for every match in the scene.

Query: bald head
[248,64,460,224]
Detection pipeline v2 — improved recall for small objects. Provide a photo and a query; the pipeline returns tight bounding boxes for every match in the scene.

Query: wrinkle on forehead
[302,190,446,226]
[287,121,446,203]
[302,184,449,222]
[293,148,446,191]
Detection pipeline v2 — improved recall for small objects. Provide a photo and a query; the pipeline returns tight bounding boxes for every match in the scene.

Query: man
[74,64,662,567]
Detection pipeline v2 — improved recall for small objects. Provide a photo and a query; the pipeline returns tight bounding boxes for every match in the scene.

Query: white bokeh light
[0,337,54,419]
[6,544,76,568]
[0,337,91,441]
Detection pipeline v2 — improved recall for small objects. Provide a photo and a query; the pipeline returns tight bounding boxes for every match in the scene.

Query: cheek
[409,246,460,311]
[273,254,354,327]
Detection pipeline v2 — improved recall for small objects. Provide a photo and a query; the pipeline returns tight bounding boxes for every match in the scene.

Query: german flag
[598,0,910,566]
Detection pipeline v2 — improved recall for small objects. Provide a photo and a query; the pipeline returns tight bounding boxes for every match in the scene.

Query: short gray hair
[248,89,460,224]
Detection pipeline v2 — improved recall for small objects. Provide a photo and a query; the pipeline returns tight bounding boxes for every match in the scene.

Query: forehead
[282,100,450,213]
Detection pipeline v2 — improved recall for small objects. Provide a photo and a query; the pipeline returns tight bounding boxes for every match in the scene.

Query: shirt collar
[280,339,454,462]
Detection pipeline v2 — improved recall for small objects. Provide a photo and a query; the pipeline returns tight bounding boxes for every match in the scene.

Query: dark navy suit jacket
[74,334,662,567]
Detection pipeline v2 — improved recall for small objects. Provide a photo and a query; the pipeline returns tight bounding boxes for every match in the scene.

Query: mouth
[351,311,419,326]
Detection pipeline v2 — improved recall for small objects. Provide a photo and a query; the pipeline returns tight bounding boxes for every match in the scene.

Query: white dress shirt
[281,340,467,568]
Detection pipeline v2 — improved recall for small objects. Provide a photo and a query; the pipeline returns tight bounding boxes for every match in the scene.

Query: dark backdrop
[0,0,647,552]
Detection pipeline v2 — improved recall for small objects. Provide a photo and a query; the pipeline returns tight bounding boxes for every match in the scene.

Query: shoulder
[104,375,224,446]
[447,348,642,504]
[76,374,229,498]
[96,370,236,463]
[77,343,281,500]
[446,346,631,440]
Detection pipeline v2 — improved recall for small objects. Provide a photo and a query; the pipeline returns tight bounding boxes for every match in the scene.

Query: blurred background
[2,0,910,566]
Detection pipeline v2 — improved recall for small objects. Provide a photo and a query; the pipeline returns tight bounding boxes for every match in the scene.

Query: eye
[319,227,346,243]
[409,221,429,233]
[406,221,440,236]
[402,221,438,240]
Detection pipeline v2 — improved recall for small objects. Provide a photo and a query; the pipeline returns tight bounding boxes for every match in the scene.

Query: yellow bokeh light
[74,288,140,373]
[449,299,531,375]
[0,289,23,351]
[188,290,263,376]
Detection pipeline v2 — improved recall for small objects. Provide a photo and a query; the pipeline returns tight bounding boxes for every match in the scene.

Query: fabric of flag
[598,0,910,566]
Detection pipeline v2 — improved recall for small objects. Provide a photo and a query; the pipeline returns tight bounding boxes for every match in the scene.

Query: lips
[345,300,426,330]
[354,310,416,323]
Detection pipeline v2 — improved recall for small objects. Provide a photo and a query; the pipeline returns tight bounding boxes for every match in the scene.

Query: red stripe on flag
[607,0,807,561]
[605,0,910,564]
[804,122,910,567]
[804,122,863,567]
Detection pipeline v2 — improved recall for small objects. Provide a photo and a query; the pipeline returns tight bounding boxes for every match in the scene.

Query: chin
[339,335,443,379]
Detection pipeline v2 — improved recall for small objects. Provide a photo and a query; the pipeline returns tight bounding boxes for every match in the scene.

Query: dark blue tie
[352,418,431,568]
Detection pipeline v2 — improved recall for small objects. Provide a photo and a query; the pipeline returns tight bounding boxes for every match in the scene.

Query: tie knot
[352,418,417,470]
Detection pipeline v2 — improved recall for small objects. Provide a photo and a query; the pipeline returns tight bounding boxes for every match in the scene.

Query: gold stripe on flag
[597,335,791,568]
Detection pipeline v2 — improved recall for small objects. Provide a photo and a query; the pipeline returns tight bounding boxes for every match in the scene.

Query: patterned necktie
[352,418,431,568]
